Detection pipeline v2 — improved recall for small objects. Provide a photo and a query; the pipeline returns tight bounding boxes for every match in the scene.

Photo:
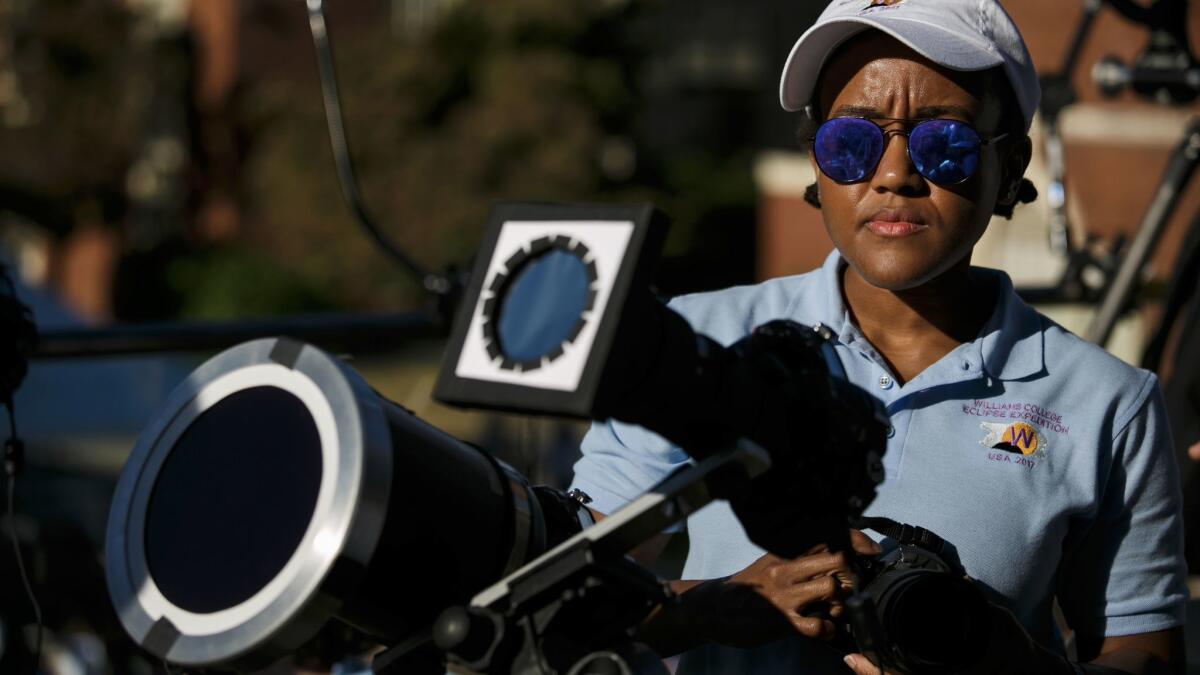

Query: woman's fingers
[843,653,895,674]
[785,575,846,637]
[843,654,873,674]
[790,574,841,603]
[790,614,837,640]
[849,529,883,556]
[787,566,843,639]
[778,550,851,582]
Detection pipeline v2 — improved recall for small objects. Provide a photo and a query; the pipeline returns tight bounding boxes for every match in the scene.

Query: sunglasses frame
[811,116,1010,186]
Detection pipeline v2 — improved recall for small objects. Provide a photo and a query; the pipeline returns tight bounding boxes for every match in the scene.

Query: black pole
[33,311,444,359]
[305,0,454,298]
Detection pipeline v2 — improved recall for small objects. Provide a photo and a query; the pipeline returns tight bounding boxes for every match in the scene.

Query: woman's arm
[1078,629,1184,675]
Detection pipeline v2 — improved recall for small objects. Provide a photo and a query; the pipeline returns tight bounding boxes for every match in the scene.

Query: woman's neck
[840,259,992,384]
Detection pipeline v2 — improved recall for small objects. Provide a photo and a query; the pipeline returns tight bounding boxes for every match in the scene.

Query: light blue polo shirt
[569,251,1186,667]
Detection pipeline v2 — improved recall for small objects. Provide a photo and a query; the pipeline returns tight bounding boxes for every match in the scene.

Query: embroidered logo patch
[961,400,1071,436]
[980,421,1047,458]
[862,0,906,12]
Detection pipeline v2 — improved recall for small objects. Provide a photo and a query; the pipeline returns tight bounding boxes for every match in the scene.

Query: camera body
[847,521,992,675]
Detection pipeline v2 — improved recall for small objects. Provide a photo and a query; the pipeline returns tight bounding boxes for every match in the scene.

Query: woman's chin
[847,259,939,292]
[844,246,973,292]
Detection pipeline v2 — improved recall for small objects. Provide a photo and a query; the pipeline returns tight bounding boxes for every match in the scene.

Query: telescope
[105,203,891,673]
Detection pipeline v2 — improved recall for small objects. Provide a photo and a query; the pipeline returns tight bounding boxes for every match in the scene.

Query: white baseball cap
[779,0,1040,131]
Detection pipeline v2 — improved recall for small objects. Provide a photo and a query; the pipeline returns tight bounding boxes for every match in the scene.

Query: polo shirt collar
[810,251,1044,382]
[973,266,1044,381]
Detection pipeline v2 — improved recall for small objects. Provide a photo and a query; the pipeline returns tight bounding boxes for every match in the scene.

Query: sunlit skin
[811,33,1029,384]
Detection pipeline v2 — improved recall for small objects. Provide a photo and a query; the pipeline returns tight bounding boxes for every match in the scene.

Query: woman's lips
[863,209,929,237]
[865,219,929,237]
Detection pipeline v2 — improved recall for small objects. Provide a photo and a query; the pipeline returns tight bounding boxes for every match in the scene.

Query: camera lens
[877,571,990,674]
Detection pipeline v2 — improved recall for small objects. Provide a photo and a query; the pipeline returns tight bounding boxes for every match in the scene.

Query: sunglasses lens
[814,118,884,183]
[909,120,981,184]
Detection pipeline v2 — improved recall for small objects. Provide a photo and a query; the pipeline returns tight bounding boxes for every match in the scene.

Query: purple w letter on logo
[1010,427,1035,447]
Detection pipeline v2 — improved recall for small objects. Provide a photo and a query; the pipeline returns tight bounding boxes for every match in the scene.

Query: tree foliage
[0,0,154,233]
[4,0,759,318]
[239,0,665,310]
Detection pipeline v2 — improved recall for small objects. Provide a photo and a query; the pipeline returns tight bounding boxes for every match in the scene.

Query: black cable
[304,0,453,298]
[5,402,42,675]
[1104,0,1152,27]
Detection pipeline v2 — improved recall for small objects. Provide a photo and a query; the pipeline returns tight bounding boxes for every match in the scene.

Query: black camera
[846,519,993,675]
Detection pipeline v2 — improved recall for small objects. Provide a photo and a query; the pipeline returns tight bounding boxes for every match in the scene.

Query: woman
[569,1,1187,673]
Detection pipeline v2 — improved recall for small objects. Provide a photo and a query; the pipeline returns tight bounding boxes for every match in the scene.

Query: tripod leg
[1142,211,1200,371]
[1085,121,1200,346]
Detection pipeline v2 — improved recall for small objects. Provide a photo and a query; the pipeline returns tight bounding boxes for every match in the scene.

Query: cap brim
[780,16,1004,112]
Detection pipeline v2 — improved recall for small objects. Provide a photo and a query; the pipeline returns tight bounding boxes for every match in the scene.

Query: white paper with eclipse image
[454,220,634,391]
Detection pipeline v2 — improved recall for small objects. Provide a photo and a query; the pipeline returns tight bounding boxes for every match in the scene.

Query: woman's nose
[870,133,925,195]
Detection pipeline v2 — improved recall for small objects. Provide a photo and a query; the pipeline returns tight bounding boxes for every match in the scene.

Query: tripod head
[1094,0,1200,104]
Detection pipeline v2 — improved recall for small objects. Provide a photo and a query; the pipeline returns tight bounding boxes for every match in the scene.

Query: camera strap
[852,516,946,554]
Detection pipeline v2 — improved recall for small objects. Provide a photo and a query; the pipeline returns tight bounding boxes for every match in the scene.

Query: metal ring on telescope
[105,338,394,668]
[494,460,545,577]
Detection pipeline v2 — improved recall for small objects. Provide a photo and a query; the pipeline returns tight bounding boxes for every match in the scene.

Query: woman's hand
[686,530,881,648]
[842,653,897,674]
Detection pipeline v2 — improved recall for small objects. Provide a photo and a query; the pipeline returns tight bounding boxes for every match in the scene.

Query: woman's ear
[806,152,822,209]
[999,134,1033,206]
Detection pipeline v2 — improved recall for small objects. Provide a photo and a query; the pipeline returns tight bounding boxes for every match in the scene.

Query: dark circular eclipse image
[483,234,598,371]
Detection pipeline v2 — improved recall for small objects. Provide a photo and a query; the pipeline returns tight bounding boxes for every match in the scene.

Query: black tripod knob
[433,606,499,664]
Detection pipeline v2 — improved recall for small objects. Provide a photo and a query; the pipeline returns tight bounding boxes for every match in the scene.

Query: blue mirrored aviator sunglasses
[812,117,1009,186]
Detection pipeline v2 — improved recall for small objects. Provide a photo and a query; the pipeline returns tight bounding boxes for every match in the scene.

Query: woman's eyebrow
[829,104,881,118]
[827,104,976,120]
[913,104,974,119]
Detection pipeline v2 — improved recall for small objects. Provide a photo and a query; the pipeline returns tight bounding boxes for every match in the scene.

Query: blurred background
[1,0,1199,673]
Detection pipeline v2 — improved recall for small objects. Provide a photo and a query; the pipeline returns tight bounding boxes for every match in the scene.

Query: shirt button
[879,375,893,389]
[961,361,971,371]
[886,425,896,438]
